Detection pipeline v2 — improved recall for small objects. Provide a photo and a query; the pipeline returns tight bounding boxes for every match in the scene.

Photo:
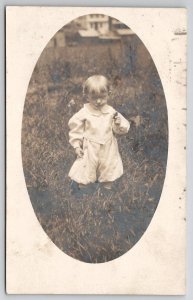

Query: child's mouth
[96,101,104,106]
[91,102,105,109]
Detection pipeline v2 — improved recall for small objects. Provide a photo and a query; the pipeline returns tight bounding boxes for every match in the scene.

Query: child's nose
[97,99,101,104]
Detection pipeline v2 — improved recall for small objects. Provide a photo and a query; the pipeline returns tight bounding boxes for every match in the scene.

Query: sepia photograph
[6,6,187,294]
[22,14,168,263]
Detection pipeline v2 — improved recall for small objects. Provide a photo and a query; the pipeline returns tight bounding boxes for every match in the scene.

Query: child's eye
[99,92,108,97]
[101,89,107,94]
[90,91,108,99]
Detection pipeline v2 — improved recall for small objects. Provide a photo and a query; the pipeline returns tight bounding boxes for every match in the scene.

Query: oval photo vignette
[22,14,168,263]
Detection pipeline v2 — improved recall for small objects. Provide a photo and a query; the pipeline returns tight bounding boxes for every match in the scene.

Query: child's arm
[68,111,85,155]
[112,112,130,135]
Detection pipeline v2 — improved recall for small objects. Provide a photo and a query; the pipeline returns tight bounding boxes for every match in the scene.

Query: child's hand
[75,147,84,158]
[113,113,121,126]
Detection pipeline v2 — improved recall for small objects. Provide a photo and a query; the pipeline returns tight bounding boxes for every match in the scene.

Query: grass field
[22,34,168,263]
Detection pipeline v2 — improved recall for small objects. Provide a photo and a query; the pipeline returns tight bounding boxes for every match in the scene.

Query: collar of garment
[84,103,113,116]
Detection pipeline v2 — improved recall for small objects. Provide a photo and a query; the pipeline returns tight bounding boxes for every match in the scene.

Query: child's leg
[70,180,80,192]
[79,183,87,189]
[97,137,123,185]
[102,181,112,190]
[71,181,96,197]
[71,181,86,189]
[70,180,86,198]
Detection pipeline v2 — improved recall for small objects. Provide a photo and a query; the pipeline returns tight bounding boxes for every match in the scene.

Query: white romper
[68,103,130,185]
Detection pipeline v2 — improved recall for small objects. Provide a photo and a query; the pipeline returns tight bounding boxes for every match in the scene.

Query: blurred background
[22,14,168,263]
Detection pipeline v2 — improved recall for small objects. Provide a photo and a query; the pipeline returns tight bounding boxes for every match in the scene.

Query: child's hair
[83,75,111,95]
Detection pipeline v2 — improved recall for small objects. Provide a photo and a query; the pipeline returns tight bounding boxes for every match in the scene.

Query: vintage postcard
[6,7,187,294]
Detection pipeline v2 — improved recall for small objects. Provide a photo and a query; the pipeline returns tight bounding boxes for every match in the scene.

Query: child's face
[88,90,109,109]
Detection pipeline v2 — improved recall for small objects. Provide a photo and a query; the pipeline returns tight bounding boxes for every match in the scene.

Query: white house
[75,14,109,34]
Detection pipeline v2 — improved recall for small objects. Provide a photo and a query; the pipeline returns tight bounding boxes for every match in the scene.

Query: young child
[68,75,130,194]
